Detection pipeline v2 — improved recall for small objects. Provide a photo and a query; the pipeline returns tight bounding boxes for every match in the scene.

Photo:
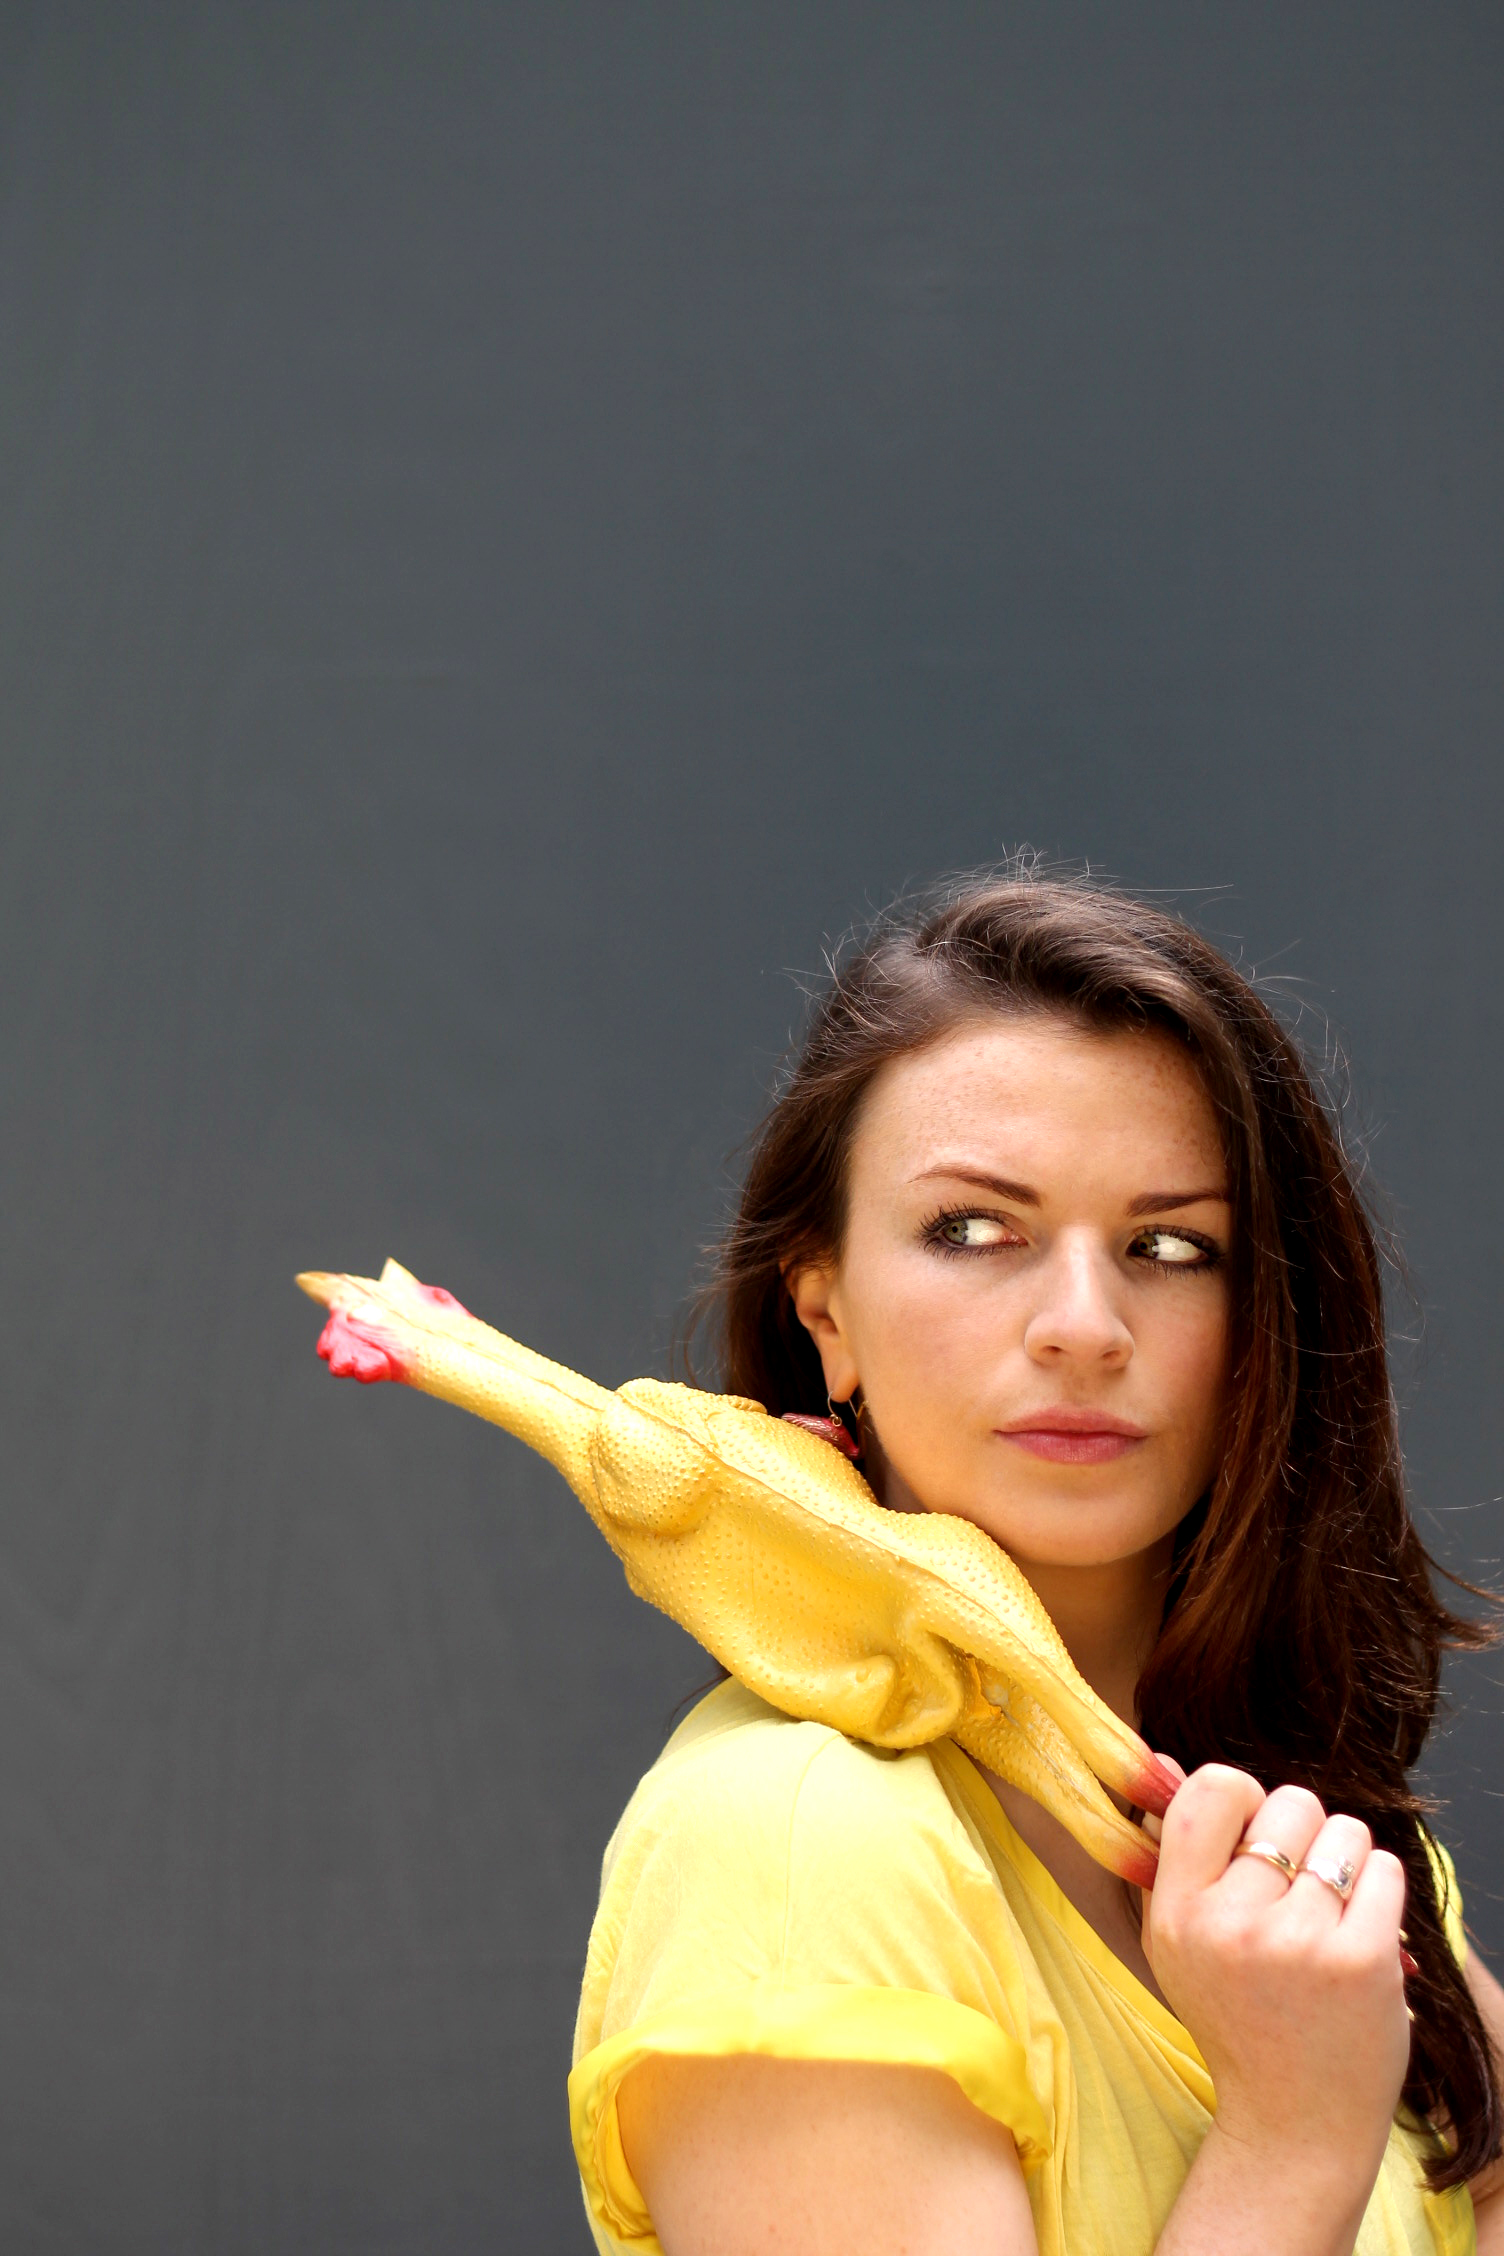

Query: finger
[1337,1847,1407,1956]
[1217,1783,1327,1905]
[1335,1850,1410,2028]
[1284,1815,1374,1929]
[1154,1765,1267,1900]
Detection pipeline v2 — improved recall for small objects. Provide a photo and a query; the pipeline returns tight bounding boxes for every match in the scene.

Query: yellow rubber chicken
[297,1259,1175,1884]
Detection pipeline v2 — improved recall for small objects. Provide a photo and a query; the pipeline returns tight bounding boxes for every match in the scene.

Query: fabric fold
[570,1978,1049,2247]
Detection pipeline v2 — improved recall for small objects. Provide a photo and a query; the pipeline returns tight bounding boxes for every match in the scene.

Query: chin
[959,1498,1175,1572]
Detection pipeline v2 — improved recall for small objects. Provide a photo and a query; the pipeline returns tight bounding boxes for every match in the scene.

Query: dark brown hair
[697,867,1498,2187]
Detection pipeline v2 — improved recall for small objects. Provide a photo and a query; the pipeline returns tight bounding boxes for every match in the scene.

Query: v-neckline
[933,1738,1214,2094]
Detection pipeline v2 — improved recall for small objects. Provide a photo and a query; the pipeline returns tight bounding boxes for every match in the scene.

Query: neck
[980,1538,1175,2006]
[1009,1545,1173,1725]
[863,1434,1173,1726]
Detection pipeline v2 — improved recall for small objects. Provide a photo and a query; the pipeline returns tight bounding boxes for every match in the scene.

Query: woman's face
[790,1015,1232,1572]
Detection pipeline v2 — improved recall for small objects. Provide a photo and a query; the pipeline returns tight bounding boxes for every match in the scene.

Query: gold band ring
[1296,1855,1358,1904]
[1232,1840,1299,1883]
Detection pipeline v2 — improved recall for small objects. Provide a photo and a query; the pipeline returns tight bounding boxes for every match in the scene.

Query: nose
[1021,1233,1134,1369]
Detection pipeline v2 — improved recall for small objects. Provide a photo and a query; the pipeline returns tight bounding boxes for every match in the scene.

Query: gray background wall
[0,5,1500,2249]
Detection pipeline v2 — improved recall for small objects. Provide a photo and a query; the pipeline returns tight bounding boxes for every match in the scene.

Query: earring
[781,1388,863,1463]
[829,1388,864,1448]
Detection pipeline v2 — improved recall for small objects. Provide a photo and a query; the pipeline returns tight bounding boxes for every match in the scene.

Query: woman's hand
[1147,1764,1411,2256]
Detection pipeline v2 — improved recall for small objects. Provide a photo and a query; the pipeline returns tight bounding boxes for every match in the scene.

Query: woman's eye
[1132,1228,1214,1268]
[934,1214,1022,1249]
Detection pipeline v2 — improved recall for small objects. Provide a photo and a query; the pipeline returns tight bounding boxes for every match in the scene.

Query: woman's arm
[1147,1768,1413,2256]
[618,2053,1037,2256]
[1164,1935,1504,2256]
[618,1765,1413,2256]
[1467,1950,1504,2251]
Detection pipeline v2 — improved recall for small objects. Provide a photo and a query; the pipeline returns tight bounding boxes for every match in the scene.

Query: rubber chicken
[297,1259,1175,1883]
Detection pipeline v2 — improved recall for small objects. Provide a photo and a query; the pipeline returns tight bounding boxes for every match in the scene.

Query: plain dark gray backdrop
[1,5,1500,2249]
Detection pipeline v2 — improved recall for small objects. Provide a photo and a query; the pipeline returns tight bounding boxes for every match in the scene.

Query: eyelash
[1135,1228,1222,1275]
[920,1207,1223,1274]
[921,1207,1023,1261]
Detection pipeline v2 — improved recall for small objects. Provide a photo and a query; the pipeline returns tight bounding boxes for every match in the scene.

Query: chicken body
[298,1259,1174,1884]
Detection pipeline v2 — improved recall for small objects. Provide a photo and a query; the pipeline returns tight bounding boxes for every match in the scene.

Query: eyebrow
[913,1166,1041,1204]
[912,1166,1229,1216]
[1125,1187,1230,1216]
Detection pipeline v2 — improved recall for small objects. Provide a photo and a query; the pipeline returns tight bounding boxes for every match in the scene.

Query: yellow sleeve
[570,1689,1049,2249]
[1425,1834,1467,1967]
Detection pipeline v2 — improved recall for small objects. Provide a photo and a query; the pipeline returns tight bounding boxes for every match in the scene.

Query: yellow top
[571,1681,1474,2256]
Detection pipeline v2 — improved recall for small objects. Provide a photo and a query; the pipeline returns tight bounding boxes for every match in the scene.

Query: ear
[785,1260,861,1403]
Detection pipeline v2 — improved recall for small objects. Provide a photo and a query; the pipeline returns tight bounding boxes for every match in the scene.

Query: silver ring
[1232,1840,1299,1884]
[1296,1854,1357,1904]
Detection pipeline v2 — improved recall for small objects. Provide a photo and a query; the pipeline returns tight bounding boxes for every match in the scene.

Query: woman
[571,872,1503,2256]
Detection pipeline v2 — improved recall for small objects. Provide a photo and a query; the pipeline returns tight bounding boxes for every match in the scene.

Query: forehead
[851,1016,1225,1187]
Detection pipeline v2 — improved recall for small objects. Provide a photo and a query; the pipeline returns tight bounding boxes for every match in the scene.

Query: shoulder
[1425,1833,1468,1967]
[573,1686,1055,2239]
[604,1678,987,1895]
[585,1679,1022,2021]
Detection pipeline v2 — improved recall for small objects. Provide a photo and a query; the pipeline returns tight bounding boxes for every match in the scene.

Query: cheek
[843,1247,1012,1418]
[1152,1290,1231,1455]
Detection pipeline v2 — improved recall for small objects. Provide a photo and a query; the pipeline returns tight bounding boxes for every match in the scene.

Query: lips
[999,1409,1146,1466]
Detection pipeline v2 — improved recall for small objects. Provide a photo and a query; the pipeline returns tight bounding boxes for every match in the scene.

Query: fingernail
[1399,1947,1420,1978]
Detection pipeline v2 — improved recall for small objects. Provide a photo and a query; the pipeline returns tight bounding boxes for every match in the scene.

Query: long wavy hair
[694,867,1497,2187]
